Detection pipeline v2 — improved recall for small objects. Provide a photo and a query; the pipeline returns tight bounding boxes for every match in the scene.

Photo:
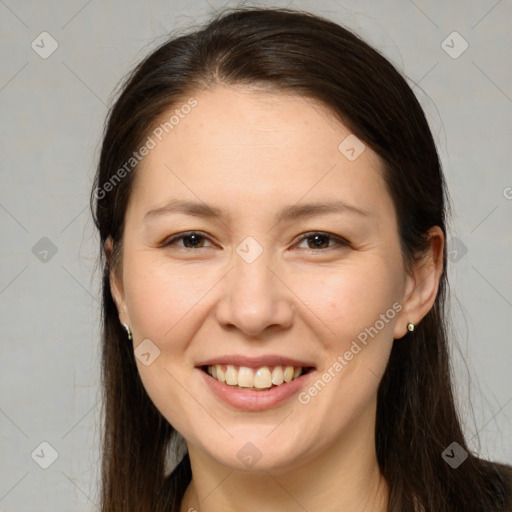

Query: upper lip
[196,354,316,369]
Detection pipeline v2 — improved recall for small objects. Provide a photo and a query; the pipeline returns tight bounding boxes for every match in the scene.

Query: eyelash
[161,231,350,252]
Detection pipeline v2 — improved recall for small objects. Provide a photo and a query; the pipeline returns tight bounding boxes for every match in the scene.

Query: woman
[90,6,512,511]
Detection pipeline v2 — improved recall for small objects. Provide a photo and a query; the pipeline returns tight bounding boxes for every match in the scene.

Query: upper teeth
[207,364,303,389]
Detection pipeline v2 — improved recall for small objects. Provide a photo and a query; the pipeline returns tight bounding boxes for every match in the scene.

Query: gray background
[1,0,511,509]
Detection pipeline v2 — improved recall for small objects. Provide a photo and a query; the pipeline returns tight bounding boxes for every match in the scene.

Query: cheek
[293,260,400,348]
[293,265,397,434]
[124,256,213,345]
[122,257,212,434]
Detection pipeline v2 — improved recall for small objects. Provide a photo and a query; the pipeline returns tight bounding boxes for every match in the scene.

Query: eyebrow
[143,199,371,223]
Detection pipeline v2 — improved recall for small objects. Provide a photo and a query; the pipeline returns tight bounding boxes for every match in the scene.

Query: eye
[296,231,350,251]
[160,230,350,251]
[161,231,214,249]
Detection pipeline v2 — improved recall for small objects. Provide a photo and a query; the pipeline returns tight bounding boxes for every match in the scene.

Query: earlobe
[393,271,417,340]
[394,226,444,340]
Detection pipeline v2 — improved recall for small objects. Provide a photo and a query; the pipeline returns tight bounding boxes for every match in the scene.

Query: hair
[90,6,512,511]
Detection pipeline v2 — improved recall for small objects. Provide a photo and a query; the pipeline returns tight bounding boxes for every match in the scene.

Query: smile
[203,364,313,390]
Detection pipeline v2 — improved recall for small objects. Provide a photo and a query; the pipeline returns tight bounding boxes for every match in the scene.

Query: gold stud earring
[407,322,415,332]
[122,323,133,340]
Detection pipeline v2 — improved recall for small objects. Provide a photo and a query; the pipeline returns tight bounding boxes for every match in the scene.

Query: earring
[122,323,133,340]
[407,322,415,332]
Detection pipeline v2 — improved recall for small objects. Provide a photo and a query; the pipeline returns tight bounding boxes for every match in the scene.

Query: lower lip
[197,368,315,411]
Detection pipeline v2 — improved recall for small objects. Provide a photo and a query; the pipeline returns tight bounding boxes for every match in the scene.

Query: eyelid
[161,230,350,250]
[160,231,215,248]
[295,231,350,250]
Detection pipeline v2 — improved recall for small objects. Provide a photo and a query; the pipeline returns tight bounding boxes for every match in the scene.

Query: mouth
[199,364,315,391]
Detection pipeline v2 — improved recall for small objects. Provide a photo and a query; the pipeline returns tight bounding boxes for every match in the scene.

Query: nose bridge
[216,236,294,335]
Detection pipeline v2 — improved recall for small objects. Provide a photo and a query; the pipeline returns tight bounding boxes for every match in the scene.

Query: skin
[108,85,444,512]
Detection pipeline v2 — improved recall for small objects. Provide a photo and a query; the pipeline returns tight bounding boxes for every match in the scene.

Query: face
[110,85,416,472]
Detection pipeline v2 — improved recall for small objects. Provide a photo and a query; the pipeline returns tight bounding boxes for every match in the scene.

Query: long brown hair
[90,6,512,511]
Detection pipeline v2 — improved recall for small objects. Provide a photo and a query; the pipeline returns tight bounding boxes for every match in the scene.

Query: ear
[393,226,444,339]
[104,236,130,327]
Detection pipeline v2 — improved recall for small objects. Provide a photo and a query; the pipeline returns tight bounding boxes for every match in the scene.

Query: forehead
[128,85,393,222]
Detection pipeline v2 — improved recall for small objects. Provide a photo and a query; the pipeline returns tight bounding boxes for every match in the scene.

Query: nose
[214,248,295,337]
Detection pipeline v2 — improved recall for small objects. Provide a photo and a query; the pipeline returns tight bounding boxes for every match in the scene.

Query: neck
[180,397,388,512]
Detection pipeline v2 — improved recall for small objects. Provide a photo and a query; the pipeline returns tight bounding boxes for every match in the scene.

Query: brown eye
[162,232,213,249]
[297,232,350,250]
